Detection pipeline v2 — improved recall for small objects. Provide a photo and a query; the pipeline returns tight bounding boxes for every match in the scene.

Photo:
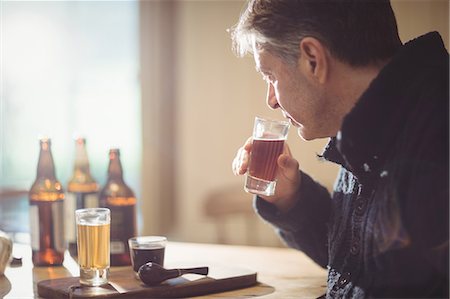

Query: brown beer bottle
[29,138,65,266]
[99,149,136,266]
[65,137,99,257]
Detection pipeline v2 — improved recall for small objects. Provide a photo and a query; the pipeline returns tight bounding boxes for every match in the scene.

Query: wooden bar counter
[1,241,327,298]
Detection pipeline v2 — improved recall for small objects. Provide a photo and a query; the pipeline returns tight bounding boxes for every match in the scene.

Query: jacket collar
[322,32,448,181]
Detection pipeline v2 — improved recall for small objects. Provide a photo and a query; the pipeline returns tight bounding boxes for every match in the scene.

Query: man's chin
[297,127,315,141]
[297,127,328,141]
[298,127,336,141]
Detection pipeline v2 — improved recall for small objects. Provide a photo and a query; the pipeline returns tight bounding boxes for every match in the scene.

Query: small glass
[128,236,167,279]
[76,208,110,286]
[245,117,290,196]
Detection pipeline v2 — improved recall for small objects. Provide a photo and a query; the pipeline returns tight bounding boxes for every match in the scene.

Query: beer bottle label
[52,201,66,252]
[84,194,98,209]
[110,241,125,254]
[29,201,65,252]
[64,193,77,244]
[108,205,135,255]
[29,205,40,251]
[110,208,125,256]
[64,193,99,244]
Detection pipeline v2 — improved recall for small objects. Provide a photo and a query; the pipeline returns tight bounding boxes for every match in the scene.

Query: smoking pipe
[138,262,209,286]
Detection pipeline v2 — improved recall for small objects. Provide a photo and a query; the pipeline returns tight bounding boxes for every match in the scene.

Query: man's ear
[298,37,329,84]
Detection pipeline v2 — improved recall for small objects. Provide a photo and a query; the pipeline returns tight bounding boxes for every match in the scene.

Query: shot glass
[245,117,290,196]
[76,208,110,286]
[128,236,167,279]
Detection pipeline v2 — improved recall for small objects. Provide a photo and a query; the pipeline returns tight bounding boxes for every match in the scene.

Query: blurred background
[0,0,448,247]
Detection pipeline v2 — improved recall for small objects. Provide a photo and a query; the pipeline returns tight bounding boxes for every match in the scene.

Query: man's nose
[266,83,279,110]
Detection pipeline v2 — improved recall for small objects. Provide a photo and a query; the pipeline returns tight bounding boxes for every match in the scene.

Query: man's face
[253,48,335,141]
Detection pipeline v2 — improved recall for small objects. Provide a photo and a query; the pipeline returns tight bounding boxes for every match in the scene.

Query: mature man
[231,0,449,297]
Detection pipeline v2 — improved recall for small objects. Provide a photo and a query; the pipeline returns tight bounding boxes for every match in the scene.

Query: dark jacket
[255,32,449,298]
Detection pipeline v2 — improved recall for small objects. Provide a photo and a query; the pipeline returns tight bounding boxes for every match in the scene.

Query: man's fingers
[278,154,299,180]
[232,146,250,175]
[232,137,253,176]
[244,137,253,151]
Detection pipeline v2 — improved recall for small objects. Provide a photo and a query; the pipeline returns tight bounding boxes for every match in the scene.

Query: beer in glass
[76,208,110,286]
[245,117,290,196]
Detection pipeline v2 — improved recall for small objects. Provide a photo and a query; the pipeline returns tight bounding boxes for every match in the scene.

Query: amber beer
[245,117,290,196]
[29,138,65,266]
[76,208,110,286]
[66,138,99,257]
[77,223,110,269]
[248,138,285,181]
[99,149,137,266]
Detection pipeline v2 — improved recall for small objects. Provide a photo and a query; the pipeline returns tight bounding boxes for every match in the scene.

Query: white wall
[157,0,448,246]
[392,0,448,46]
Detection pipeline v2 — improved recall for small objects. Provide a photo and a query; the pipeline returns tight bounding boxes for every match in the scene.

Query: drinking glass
[76,208,110,286]
[245,117,290,196]
[128,236,167,279]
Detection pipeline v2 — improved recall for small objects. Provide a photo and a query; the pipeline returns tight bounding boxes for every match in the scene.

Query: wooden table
[1,242,327,298]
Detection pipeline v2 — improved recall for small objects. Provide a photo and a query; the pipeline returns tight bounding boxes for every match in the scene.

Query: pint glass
[76,208,110,286]
[245,117,290,196]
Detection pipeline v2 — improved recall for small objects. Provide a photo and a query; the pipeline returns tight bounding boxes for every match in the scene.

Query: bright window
[0,1,141,232]
[0,1,142,239]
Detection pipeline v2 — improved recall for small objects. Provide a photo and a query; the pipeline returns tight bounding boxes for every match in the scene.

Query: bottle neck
[36,139,56,179]
[107,150,124,181]
[73,139,91,175]
[68,138,98,192]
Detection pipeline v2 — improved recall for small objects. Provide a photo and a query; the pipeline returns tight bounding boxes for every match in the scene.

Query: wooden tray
[37,264,257,298]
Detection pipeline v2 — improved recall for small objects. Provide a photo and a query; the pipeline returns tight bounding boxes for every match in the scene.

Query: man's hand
[232,137,301,213]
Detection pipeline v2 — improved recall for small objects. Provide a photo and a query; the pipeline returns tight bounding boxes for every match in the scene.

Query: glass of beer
[245,117,290,196]
[76,208,110,286]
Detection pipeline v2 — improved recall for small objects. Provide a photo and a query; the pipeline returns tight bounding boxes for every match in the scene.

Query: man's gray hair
[230,0,401,66]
